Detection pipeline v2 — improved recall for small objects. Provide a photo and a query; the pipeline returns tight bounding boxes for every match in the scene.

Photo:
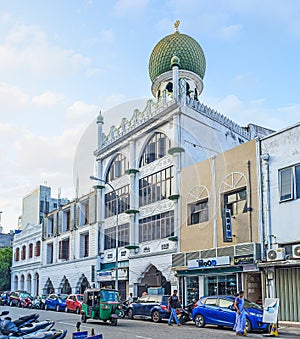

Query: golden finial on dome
[174,20,180,32]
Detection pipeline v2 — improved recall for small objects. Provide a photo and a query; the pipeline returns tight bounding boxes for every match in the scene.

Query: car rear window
[204,297,217,306]
[219,298,233,308]
[77,295,84,302]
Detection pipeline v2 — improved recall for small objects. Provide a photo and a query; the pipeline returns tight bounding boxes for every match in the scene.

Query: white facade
[11,223,42,295]
[260,123,300,246]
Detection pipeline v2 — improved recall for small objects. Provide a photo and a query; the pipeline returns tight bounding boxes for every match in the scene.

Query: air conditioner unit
[292,244,300,258]
[267,248,286,261]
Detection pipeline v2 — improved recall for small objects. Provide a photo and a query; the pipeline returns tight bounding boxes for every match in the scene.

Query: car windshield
[77,295,84,302]
[245,299,262,310]
[20,293,31,298]
[100,290,120,302]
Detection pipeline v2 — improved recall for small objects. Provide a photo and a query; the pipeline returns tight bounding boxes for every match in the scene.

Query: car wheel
[9,300,13,307]
[56,305,60,312]
[195,314,205,328]
[82,313,87,323]
[151,310,161,323]
[17,301,21,308]
[45,304,48,310]
[245,318,252,333]
[76,307,80,315]
[127,308,134,319]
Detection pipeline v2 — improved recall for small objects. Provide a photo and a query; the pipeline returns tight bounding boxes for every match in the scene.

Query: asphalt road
[1,306,299,339]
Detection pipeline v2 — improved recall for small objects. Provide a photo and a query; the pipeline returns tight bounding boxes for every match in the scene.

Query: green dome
[149,31,206,83]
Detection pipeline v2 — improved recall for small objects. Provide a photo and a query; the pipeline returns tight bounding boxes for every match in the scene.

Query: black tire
[17,301,22,308]
[179,316,185,325]
[82,313,87,323]
[194,314,205,328]
[9,300,13,307]
[245,318,252,333]
[127,308,134,319]
[76,307,80,315]
[45,304,48,310]
[110,317,117,326]
[118,309,125,318]
[151,310,161,323]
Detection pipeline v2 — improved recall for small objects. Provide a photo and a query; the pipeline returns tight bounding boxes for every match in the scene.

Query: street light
[89,175,119,291]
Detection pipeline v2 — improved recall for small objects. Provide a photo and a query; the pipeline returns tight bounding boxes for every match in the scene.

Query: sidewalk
[277,321,300,337]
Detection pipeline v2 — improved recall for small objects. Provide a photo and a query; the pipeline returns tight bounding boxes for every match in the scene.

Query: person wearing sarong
[233,291,250,336]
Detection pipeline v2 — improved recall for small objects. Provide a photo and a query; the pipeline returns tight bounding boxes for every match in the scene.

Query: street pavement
[1,306,300,339]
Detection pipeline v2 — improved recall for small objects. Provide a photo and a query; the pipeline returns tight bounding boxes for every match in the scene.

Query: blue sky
[1,0,300,231]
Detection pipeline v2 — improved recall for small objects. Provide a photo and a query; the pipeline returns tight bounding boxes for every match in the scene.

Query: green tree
[0,247,12,290]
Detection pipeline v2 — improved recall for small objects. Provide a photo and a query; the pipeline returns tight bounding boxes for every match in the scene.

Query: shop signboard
[188,256,230,269]
[97,270,112,282]
[234,254,254,265]
[111,268,128,280]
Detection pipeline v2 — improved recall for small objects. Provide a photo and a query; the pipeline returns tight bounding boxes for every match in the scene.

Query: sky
[1,0,300,232]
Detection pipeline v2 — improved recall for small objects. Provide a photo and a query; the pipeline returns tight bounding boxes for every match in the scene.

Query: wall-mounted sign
[234,254,254,265]
[188,256,230,269]
[97,270,112,282]
[112,268,128,280]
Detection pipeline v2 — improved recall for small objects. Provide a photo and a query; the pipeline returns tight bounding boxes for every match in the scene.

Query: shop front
[97,264,129,300]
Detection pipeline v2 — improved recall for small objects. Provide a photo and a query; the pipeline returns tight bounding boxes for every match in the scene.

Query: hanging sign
[263,298,279,324]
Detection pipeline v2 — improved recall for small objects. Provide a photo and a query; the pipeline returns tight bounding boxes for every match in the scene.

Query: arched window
[35,241,41,257]
[140,133,170,167]
[21,245,26,260]
[15,248,20,262]
[106,154,129,182]
[29,243,33,258]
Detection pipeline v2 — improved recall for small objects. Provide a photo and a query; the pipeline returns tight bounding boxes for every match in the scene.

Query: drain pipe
[247,160,253,242]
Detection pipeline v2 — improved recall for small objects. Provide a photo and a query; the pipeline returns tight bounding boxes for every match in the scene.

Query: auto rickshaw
[81,288,121,326]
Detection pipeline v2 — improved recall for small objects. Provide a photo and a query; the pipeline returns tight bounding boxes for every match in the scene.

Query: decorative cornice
[125,245,139,250]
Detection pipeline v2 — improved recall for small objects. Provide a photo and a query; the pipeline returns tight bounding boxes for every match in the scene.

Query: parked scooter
[0,329,67,339]
[118,302,128,318]
[1,317,55,336]
[179,302,196,324]
[1,312,39,328]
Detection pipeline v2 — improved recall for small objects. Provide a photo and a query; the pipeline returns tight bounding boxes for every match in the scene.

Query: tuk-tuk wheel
[110,317,118,326]
[82,313,87,323]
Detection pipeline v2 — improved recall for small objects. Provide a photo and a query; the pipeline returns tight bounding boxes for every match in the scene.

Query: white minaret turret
[171,55,180,101]
[97,110,104,149]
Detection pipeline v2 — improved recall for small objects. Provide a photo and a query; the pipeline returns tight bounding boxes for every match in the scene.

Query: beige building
[173,139,263,304]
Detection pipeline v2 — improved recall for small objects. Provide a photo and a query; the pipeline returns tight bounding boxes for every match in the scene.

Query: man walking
[168,290,181,326]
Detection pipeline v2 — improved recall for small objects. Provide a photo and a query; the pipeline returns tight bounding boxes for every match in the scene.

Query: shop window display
[204,274,236,296]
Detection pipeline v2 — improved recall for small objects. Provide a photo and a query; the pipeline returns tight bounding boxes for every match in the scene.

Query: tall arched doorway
[59,276,71,294]
[43,278,54,294]
[20,275,25,290]
[137,264,171,297]
[27,273,32,294]
[13,275,18,291]
[35,273,39,296]
[76,274,90,294]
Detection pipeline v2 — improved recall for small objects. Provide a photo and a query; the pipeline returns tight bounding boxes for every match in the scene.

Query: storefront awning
[176,265,243,276]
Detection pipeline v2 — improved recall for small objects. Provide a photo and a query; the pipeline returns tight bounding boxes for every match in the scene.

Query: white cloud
[0,83,29,109]
[219,24,242,40]
[0,20,90,78]
[32,91,65,107]
[114,0,149,16]
[66,101,98,121]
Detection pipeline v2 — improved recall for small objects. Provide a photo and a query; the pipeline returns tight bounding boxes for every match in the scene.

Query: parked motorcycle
[0,329,67,339]
[178,302,196,324]
[5,313,39,328]
[1,318,55,336]
[31,297,43,310]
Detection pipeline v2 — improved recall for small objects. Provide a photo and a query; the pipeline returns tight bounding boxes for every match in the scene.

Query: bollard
[90,328,95,336]
[76,321,81,332]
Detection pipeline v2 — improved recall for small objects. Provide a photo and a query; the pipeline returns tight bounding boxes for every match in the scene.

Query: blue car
[192,295,269,332]
[127,294,171,323]
[44,294,68,312]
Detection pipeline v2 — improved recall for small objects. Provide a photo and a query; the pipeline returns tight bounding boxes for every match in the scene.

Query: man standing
[168,290,181,326]
[233,290,250,336]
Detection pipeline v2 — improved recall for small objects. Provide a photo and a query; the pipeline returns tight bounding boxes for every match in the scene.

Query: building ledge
[168,146,185,155]
[125,209,139,215]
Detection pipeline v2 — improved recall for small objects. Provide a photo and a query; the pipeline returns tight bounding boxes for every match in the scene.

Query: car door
[135,296,149,316]
[202,297,219,324]
[217,297,236,326]
[68,295,75,311]
[145,295,159,317]
[49,294,57,309]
